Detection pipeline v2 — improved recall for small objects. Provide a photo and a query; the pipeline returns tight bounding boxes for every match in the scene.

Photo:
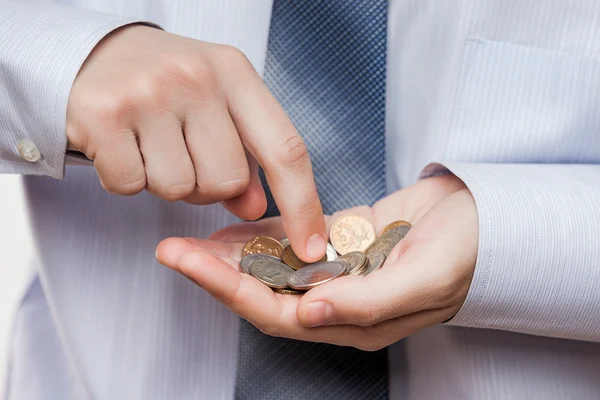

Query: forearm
[0,2,151,177]
[422,162,600,342]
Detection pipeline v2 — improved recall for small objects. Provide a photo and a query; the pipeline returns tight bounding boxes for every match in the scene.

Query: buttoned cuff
[420,162,600,342]
[0,2,159,178]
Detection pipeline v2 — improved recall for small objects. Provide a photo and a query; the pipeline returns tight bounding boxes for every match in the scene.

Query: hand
[67,24,327,261]
[155,174,478,350]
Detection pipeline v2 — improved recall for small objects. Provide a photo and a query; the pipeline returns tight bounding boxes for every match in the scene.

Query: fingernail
[305,301,334,327]
[305,233,326,260]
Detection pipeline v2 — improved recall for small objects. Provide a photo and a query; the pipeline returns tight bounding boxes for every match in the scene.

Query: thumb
[295,245,435,327]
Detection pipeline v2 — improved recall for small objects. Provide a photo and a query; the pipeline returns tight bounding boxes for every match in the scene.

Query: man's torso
[7,0,600,399]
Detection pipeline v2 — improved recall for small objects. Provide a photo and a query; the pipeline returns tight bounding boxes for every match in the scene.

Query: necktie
[234,1,389,399]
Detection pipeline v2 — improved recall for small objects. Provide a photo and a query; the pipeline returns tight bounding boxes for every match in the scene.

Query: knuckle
[159,181,197,201]
[196,172,250,201]
[163,54,219,94]
[219,44,247,61]
[96,138,147,196]
[92,92,134,122]
[217,45,254,73]
[193,179,220,200]
[220,176,250,198]
[291,196,321,222]
[101,176,146,196]
[118,178,147,196]
[273,135,311,172]
[130,72,164,109]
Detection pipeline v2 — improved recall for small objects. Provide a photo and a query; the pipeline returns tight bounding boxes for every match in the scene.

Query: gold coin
[365,231,403,257]
[273,288,305,295]
[281,245,326,270]
[329,214,376,255]
[379,220,412,237]
[242,236,284,258]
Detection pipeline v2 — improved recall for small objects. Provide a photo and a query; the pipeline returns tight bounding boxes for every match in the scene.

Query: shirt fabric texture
[1,0,600,399]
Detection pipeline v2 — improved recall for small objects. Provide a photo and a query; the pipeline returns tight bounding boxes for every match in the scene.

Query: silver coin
[326,243,338,261]
[389,225,411,237]
[250,259,295,289]
[362,252,386,276]
[287,261,348,290]
[365,231,403,257]
[240,254,281,274]
[280,237,290,248]
[338,251,366,275]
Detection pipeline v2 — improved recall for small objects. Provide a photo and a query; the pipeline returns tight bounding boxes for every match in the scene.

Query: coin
[287,261,348,290]
[242,236,284,258]
[329,214,376,255]
[325,243,338,261]
[388,225,411,237]
[362,252,386,276]
[249,259,295,289]
[273,288,305,295]
[379,220,412,237]
[365,231,403,257]
[338,251,367,275]
[280,237,290,248]
[281,245,326,270]
[240,254,281,274]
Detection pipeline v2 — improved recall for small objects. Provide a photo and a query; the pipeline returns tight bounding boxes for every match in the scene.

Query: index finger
[220,53,327,263]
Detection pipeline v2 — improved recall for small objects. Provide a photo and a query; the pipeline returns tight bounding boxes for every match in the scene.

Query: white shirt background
[2,0,600,399]
[0,176,34,396]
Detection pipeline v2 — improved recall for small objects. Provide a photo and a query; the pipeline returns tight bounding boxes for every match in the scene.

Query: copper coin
[362,252,386,276]
[273,288,305,295]
[240,254,281,274]
[338,251,367,275]
[281,245,326,270]
[365,231,403,257]
[242,236,284,258]
[249,259,294,289]
[379,220,412,237]
[287,261,348,290]
[329,214,376,255]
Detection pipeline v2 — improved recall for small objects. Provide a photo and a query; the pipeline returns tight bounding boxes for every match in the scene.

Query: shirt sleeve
[0,1,157,178]
[420,162,600,342]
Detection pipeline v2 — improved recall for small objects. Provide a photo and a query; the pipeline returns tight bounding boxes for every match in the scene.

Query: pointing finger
[217,48,327,264]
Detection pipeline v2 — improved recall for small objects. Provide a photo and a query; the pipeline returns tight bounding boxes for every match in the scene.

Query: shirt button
[17,139,41,162]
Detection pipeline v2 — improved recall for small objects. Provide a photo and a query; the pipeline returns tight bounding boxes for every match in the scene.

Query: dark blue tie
[234,1,389,398]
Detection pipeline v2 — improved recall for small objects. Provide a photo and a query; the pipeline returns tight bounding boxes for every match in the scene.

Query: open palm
[156,174,477,350]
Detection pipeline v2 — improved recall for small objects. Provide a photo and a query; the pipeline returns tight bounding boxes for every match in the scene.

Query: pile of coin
[240,215,411,294]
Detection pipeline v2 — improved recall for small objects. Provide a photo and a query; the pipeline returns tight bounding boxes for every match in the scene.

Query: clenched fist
[66,24,327,262]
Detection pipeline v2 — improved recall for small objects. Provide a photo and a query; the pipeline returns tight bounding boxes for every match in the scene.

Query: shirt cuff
[420,162,600,342]
[0,2,159,178]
